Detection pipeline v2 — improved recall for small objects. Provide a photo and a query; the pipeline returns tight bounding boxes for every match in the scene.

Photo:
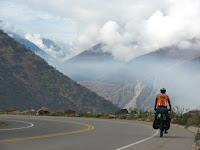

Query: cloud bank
[1,0,200,61]
[24,33,73,61]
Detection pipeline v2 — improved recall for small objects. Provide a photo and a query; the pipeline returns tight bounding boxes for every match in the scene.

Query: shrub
[78,113,102,118]
[195,131,200,141]
[120,115,127,119]
[130,109,138,114]
[64,109,76,114]
[187,117,200,126]
[49,111,65,116]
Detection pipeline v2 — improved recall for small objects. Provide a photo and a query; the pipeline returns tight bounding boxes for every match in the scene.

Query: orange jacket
[154,93,171,109]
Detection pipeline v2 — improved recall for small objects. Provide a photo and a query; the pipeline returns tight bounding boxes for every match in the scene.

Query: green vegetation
[170,107,200,128]
[48,111,103,118]
[195,132,200,141]
[77,113,102,118]
[49,112,66,116]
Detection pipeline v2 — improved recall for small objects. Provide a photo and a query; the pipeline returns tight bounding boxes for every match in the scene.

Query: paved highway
[0,115,194,150]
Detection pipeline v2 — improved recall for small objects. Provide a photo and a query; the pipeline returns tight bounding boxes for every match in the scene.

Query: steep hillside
[0,30,119,112]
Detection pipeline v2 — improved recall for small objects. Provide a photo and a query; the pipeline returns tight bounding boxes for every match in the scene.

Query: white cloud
[100,21,121,45]
[1,0,200,61]
[25,34,44,49]
[24,33,68,61]
[0,21,24,36]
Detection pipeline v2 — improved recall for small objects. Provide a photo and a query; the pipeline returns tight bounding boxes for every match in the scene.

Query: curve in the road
[0,118,94,143]
[0,119,34,131]
[0,116,194,150]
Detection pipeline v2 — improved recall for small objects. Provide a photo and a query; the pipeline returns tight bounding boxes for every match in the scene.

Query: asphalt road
[0,115,194,150]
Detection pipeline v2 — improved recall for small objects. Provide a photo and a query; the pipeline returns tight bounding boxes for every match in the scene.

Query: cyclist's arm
[168,98,172,110]
[154,98,158,110]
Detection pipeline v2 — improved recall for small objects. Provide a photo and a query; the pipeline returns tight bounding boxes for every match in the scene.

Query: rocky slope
[79,81,146,109]
[0,30,119,112]
[78,81,122,100]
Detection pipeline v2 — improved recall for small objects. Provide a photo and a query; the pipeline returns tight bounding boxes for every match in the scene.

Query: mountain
[42,38,71,60]
[78,81,122,100]
[7,32,70,72]
[42,38,59,50]
[0,30,119,112]
[8,33,56,64]
[128,44,200,70]
[42,38,62,52]
[63,43,122,82]
[69,38,200,110]
[0,21,69,68]
[0,21,53,63]
[179,55,200,73]
[68,43,113,63]
[63,43,151,109]
[124,42,200,110]
[78,81,145,109]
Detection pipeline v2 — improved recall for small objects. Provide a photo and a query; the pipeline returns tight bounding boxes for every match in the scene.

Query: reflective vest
[156,93,169,107]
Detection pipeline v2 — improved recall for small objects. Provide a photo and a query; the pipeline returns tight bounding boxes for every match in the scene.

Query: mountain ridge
[0,30,119,112]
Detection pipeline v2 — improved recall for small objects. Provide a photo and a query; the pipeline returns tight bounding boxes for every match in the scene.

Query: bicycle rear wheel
[160,121,163,137]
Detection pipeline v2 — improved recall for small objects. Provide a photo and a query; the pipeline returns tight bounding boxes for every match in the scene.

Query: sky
[0,1,78,42]
[1,0,200,61]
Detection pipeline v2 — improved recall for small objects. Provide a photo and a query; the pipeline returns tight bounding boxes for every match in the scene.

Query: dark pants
[156,107,168,116]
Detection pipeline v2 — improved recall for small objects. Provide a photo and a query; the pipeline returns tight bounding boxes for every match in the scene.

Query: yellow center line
[0,118,94,143]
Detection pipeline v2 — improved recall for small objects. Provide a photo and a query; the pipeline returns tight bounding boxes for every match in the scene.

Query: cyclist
[154,88,172,133]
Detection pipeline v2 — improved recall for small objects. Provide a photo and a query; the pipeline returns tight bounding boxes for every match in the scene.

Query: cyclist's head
[160,88,166,93]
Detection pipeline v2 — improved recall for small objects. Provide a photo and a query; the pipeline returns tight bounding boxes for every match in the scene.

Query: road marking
[115,130,159,150]
[0,118,94,143]
[0,119,34,131]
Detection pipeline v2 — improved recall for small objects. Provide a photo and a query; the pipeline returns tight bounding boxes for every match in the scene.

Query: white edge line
[115,130,159,150]
[0,119,34,131]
